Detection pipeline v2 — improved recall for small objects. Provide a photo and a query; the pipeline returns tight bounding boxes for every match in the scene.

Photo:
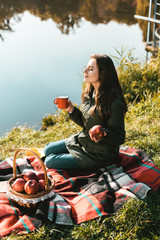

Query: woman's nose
[83,68,87,73]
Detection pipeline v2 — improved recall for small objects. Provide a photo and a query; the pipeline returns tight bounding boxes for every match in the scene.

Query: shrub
[113,47,160,103]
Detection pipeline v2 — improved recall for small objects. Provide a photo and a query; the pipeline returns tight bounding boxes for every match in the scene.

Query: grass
[0,50,160,239]
[0,110,82,160]
[125,92,160,164]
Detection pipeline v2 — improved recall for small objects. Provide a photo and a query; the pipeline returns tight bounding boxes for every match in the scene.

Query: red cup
[54,96,69,109]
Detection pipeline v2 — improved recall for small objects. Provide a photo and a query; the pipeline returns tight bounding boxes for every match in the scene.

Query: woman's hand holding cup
[54,96,74,113]
[65,100,74,113]
[54,96,69,109]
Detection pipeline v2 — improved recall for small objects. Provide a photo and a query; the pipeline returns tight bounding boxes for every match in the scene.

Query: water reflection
[0,0,149,38]
[136,0,151,41]
[0,0,149,137]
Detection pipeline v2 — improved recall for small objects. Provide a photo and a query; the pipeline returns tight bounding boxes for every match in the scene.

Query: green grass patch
[125,92,160,166]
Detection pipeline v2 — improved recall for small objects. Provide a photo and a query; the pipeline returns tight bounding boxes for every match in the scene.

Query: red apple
[23,171,38,182]
[24,180,39,195]
[36,172,45,180]
[38,179,46,191]
[12,178,26,193]
[89,125,104,140]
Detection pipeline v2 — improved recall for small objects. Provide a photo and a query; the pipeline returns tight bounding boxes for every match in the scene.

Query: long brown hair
[81,54,127,120]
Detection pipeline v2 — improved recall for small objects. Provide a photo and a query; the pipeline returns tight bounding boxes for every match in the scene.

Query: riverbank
[0,92,160,163]
[1,49,160,162]
[0,91,160,240]
[0,51,160,239]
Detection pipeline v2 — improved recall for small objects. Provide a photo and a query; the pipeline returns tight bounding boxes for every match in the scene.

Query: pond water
[0,1,149,137]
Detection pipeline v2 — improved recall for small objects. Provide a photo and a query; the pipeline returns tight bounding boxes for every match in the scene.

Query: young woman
[44,54,127,170]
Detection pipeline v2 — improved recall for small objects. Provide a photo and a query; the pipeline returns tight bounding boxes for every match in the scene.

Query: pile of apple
[12,171,46,195]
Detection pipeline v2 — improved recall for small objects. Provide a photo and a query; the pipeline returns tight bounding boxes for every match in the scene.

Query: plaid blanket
[0,146,160,238]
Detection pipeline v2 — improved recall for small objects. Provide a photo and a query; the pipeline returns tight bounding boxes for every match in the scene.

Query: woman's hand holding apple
[89,125,107,142]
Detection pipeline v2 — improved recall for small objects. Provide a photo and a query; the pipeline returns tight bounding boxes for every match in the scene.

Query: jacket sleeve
[68,107,85,128]
[102,99,126,146]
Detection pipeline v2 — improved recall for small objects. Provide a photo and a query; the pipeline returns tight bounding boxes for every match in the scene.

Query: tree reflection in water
[0,0,150,40]
[57,14,82,35]
[0,18,11,41]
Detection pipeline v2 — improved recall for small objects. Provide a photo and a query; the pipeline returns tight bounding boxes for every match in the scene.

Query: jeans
[44,139,80,169]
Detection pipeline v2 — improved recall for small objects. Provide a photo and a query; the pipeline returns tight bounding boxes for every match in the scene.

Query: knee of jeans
[44,144,51,156]
[44,146,47,156]
[44,156,53,169]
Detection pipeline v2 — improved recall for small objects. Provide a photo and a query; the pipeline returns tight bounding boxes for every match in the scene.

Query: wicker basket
[7,148,55,208]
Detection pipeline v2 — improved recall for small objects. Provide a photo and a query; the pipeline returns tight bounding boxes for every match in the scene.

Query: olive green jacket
[65,94,126,169]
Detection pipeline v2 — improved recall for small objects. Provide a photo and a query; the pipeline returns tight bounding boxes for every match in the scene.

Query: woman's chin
[83,78,89,83]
